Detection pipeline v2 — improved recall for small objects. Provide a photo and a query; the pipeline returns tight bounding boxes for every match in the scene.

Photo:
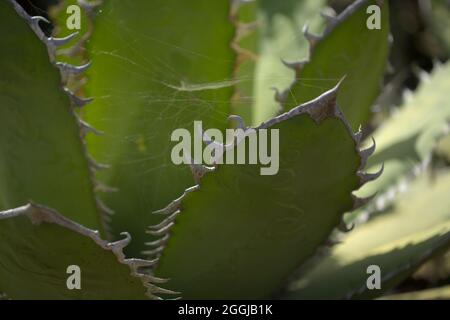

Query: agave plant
[0,0,449,300]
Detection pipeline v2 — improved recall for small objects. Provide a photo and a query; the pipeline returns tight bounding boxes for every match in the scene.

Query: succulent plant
[0,0,449,300]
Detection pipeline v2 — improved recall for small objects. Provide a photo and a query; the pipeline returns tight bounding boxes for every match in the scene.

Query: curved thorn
[228,115,246,129]
[126,258,158,269]
[190,163,215,183]
[353,128,363,145]
[55,61,91,75]
[146,222,174,237]
[142,275,169,285]
[273,87,287,104]
[93,180,118,193]
[96,197,114,216]
[152,185,199,215]
[47,32,79,47]
[153,202,181,215]
[320,7,337,22]
[281,58,307,72]
[78,118,103,136]
[148,211,179,230]
[142,246,165,257]
[359,137,377,169]
[87,155,110,171]
[338,220,354,233]
[145,234,170,248]
[352,193,377,210]
[30,15,50,25]
[303,24,322,48]
[109,232,131,252]
[358,163,384,185]
[64,88,94,107]
[149,286,180,296]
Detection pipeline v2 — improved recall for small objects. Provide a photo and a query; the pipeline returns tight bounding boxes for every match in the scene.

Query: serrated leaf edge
[276,0,391,130]
[146,81,382,283]
[8,0,115,237]
[0,203,176,299]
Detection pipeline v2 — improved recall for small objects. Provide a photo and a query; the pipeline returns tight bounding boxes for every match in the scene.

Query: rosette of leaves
[1,0,449,300]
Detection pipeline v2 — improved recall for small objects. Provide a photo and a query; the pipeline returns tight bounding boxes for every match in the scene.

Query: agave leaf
[379,284,450,300]
[0,203,169,299]
[353,63,450,217]
[154,85,368,299]
[232,0,327,125]
[280,0,390,131]
[83,0,237,256]
[0,1,102,231]
[284,170,450,299]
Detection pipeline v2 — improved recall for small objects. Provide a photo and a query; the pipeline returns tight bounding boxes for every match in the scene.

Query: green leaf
[154,85,367,299]
[280,0,390,131]
[354,63,450,212]
[232,0,327,125]
[0,203,170,299]
[83,0,237,256]
[284,170,450,300]
[254,0,327,125]
[380,284,450,300]
[0,1,102,231]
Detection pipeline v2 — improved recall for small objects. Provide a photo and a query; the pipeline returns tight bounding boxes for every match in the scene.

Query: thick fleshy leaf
[232,0,326,125]
[154,86,367,299]
[280,0,390,131]
[353,63,450,217]
[84,0,237,256]
[0,0,102,231]
[0,203,168,299]
[284,170,450,300]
